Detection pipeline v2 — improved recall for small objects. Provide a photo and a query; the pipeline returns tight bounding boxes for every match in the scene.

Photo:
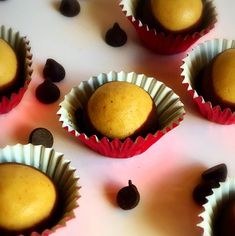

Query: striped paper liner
[58,71,185,158]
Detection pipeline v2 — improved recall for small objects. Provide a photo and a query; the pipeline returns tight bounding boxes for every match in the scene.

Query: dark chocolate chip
[29,127,54,148]
[202,163,227,183]
[116,180,140,210]
[59,0,80,17]
[43,58,65,82]
[35,80,60,104]
[105,23,127,47]
[192,181,220,205]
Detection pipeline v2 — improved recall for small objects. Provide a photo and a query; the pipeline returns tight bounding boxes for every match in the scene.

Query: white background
[0,0,235,235]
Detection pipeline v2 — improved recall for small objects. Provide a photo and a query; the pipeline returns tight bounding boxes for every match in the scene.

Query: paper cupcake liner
[0,143,80,236]
[181,38,235,124]
[57,71,185,158]
[0,26,33,114]
[198,177,235,236]
[120,0,217,54]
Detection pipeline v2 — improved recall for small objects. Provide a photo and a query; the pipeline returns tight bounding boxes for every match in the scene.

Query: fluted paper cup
[0,26,33,114]
[181,38,235,124]
[57,71,185,158]
[0,143,80,236]
[198,178,235,236]
[120,0,217,54]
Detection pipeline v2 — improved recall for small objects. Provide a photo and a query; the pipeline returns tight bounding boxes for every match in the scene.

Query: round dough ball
[150,0,203,33]
[0,39,18,88]
[0,163,57,232]
[212,49,235,105]
[87,81,156,139]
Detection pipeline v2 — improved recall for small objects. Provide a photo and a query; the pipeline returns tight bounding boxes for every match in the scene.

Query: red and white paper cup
[181,38,235,124]
[119,0,217,54]
[57,71,185,158]
[0,143,80,236]
[0,26,33,114]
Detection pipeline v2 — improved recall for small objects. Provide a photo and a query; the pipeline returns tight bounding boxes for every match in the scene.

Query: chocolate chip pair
[193,164,227,205]
[36,59,65,104]
[116,180,140,210]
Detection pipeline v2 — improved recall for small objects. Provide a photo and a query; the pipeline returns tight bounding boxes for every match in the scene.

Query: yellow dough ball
[87,81,157,139]
[150,0,203,33]
[212,49,235,105]
[0,163,57,232]
[0,39,18,89]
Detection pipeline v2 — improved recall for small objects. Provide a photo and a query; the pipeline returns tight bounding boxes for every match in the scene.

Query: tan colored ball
[87,81,156,139]
[0,39,18,89]
[150,0,203,33]
[0,163,57,232]
[212,49,235,105]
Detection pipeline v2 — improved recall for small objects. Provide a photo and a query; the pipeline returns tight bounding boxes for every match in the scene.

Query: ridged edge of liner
[119,0,217,54]
[197,177,235,236]
[57,71,185,158]
[181,38,235,124]
[0,25,33,113]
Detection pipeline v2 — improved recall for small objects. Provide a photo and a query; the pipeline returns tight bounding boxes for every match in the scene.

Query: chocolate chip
[192,181,220,205]
[35,80,60,104]
[29,128,54,148]
[202,163,227,183]
[116,180,140,210]
[59,0,80,17]
[43,59,65,82]
[105,23,127,47]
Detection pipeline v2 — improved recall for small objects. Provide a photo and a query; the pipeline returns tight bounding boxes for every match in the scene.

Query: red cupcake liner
[181,38,235,125]
[0,26,33,114]
[120,0,217,54]
[64,120,182,158]
[58,71,185,158]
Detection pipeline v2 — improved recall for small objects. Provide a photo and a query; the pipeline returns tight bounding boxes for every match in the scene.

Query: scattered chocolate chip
[43,58,65,82]
[116,180,140,210]
[105,23,127,47]
[193,181,220,205]
[59,0,80,17]
[202,163,227,183]
[193,164,228,205]
[29,127,54,148]
[35,80,60,104]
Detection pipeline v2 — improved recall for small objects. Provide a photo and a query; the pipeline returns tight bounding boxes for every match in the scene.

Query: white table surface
[0,0,235,235]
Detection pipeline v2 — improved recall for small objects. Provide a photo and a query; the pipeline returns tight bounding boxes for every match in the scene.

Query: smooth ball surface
[0,39,17,88]
[212,49,235,105]
[150,0,203,33]
[87,81,155,139]
[0,163,57,232]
